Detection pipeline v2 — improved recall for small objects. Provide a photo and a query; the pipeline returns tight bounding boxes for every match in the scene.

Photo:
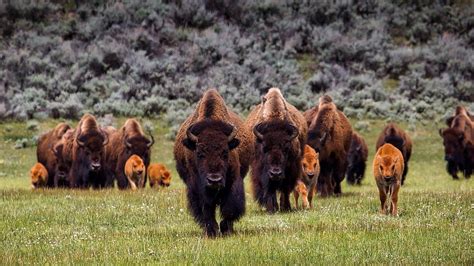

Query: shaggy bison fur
[174,89,251,237]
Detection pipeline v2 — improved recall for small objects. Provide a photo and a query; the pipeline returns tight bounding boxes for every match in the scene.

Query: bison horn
[253,123,264,140]
[101,129,109,146]
[147,130,155,148]
[75,125,85,147]
[76,137,85,147]
[227,125,238,142]
[320,132,327,143]
[186,126,199,143]
[125,138,133,149]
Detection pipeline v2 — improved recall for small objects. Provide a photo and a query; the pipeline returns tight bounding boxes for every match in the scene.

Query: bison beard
[251,120,300,213]
[177,119,245,237]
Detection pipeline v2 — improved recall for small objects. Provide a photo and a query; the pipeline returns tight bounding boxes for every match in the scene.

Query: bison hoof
[220,220,234,236]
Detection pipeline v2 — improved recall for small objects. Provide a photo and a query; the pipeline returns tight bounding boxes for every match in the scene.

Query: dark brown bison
[440,110,474,179]
[104,119,153,189]
[305,95,352,196]
[69,114,109,188]
[346,132,368,185]
[376,123,412,185]
[36,122,71,187]
[52,128,75,187]
[174,89,252,237]
[246,88,307,213]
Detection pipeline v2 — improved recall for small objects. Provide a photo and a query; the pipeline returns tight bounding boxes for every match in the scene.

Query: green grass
[0,119,473,264]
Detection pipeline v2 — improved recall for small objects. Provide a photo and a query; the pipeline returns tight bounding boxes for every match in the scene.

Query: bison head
[76,129,108,172]
[302,145,319,180]
[307,129,328,154]
[253,120,298,180]
[183,119,240,189]
[124,131,154,166]
[377,155,399,183]
[440,128,466,166]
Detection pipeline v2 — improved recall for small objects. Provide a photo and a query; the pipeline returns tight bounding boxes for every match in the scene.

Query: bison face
[302,152,319,179]
[76,133,108,172]
[307,130,328,154]
[124,135,153,166]
[440,128,465,166]
[253,121,298,180]
[377,155,399,183]
[183,120,239,190]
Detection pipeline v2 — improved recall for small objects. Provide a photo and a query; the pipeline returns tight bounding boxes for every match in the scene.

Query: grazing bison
[293,145,320,209]
[346,132,368,185]
[246,88,307,213]
[305,95,352,196]
[148,163,172,187]
[376,123,412,185]
[30,163,48,189]
[440,110,474,179]
[124,155,146,190]
[36,122,71,187]
[69,114,109,188]
[373,143,404,216]
[174,89,252,237]
[104,119,154,189]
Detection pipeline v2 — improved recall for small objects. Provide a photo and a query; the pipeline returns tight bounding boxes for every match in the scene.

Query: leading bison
[104,119,154,189]
[246,88,307,213]
[174,89,252,237]
[69,114,109,188]
[305,95,352,196]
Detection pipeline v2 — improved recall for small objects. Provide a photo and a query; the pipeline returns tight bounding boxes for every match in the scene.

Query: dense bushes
[0,0,473,132]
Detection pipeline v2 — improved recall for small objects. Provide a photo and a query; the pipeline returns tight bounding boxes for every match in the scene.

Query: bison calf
[30,163,48,189]
[373,143,404,216]
[148,163,172,187]
[293,145,320,209]
[346,132,368,185]
[124,155,146,190]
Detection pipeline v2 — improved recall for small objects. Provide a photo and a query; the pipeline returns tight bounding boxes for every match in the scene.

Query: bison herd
[30,88,472,237]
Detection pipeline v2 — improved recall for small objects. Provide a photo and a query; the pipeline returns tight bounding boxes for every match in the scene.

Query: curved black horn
[253,123,264,140]
[125,137,132,149]
[227,125,237,142]
[320,132,327,143]
[147,130,155,148]
[186,125,199,143]
[101,129,109,146]
[76,126,85,147]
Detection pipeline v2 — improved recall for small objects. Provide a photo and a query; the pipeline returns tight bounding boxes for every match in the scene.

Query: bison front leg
[377,184,388,215]
[293,189,300,209]
[220,177,245,236]
[308,183,316,209]
[390,184,400,216]
[279,191,291,212]
[265,191,278,214]
[202,203,218,238]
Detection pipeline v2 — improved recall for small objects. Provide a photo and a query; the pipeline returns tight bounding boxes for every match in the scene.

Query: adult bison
[246,88,307,213]
[439,110,474,179]
[174,89,252,237]
[305,95,352,196]
[376,123,412,185]
[69,114,109,188]
[36,122,71,187]
[346,132,368,185]
[104,119,154,189]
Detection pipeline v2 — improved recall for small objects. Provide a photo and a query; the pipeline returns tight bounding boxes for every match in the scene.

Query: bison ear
[182,138,196,151]
[228,138,240,150]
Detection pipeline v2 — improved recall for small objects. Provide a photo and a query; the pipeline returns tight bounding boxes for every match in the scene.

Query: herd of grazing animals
[29,88,471,237]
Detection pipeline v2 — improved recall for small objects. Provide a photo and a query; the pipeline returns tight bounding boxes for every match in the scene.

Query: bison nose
[206,174,223,184]
[269,168,282,179]
[91,162,101,171]
[307,172,315,178]
[136,169,143,175]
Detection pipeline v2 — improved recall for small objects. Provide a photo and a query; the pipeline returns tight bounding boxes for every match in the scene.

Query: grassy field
[0,118,472,264]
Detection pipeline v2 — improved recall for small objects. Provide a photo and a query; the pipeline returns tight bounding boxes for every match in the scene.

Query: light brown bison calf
[124,155,145,190]
[293,145,320,209]
[30,163,48,189]
[373,143,404,216]
[148,163,172,187]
